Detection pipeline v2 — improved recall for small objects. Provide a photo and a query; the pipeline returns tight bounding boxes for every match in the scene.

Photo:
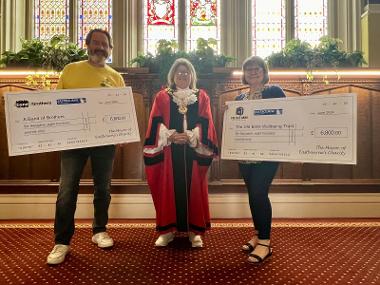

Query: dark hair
[241,56,269,85]
[85,29,113,48]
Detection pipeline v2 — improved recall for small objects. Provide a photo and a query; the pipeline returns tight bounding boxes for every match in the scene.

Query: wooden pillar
[361,3,380,67]
[220,0,251,67]
[0,0,26,53]
[329,0,362,52]
[112,0,139,68]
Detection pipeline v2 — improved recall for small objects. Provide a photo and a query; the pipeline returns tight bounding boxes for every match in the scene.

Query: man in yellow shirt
[47,29,125,265]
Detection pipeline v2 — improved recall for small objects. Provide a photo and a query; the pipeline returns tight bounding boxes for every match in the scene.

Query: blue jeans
[239,162,279,240]
[54,145,116,245]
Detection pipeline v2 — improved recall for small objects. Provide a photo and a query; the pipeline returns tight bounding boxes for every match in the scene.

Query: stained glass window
[77,0,113,48]
[144,0,178,55]
[294,0,328,46]
[186,0,220,52]
[34,0,69,41]
[252,0,286,59]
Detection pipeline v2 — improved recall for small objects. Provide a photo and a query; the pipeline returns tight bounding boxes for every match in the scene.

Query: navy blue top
[235,85,286,164]
[235,85,286,101]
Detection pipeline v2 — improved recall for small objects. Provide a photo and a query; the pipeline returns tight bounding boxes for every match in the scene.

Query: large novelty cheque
[221,93,357,164]
[4,87,140,156]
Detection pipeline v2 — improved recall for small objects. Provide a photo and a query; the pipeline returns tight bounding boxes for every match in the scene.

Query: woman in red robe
[143,58,218,247]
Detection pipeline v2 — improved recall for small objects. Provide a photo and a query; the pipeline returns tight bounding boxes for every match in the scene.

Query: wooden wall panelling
[327,87,354,175]
[280,162,303,179]
[370,88,380,178]
[329,86,372,179]
[113,92,146,180]
[350,86,373,179]
[0,86,9,179]
[31,152,60,180]
[80,161,92,179]
[1,85,35,179]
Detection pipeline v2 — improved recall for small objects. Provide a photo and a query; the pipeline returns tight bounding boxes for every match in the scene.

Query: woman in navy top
[236,56,286,263]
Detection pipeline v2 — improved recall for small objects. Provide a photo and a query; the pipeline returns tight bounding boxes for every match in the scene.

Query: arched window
[294,0,328,46]
[33,0,70,41]
[251,0,328,58]
[77,0,113,48]
[33,0,113,46]
[142,0,220,54]
[143,0,178,54]
[252,0,286,59]
[186,0,220,52]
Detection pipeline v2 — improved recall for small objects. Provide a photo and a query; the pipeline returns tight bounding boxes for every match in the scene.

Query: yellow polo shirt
[56,60,125,89]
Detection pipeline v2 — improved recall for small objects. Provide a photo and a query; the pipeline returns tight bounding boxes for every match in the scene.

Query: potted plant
[266,36,366,69]
[42,35,88,71]
[0,39,45,68]
[130,38,234,82]
[0,35,87,71]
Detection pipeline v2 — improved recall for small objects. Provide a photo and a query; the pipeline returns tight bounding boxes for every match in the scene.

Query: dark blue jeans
[239,162,279,240]
[54,145,116,245]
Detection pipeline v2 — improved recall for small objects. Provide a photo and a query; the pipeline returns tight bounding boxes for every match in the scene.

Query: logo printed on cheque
[15,100,29,108]
[236,107,244,116]
[254,109,283,116]
[57,98,87,105]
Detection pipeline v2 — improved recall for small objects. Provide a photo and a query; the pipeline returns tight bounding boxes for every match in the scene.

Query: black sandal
[248,243,272,264]
[242,242,255,252]
[241,234,258,252]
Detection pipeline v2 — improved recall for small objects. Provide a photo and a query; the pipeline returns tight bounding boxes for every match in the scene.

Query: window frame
[32,0,113,46]
[251,0,329,58]
[141,0,221,55]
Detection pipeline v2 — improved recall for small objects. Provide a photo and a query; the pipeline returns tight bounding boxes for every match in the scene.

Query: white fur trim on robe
[143,124,175,155]
[186,127,213,156]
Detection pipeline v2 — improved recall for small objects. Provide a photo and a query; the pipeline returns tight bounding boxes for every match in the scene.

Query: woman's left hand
[170,132,190,145]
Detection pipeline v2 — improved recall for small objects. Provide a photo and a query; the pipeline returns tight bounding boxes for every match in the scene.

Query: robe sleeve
[195,89,218,158]
[143,90,175,164]
[144,124,175,155]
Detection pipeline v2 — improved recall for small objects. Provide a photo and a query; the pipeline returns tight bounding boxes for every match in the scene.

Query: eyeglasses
[176,72,190,76]
[245,67,263,73]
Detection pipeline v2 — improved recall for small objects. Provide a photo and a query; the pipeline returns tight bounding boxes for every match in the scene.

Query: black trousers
[54,145,116,245]
[239,162,279,240]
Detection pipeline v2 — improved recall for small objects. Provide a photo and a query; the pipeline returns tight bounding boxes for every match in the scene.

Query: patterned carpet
[0,221,379,285]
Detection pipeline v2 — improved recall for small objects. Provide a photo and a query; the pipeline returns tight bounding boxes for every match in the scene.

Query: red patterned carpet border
[0,222,379,285]
[1,221,380,229]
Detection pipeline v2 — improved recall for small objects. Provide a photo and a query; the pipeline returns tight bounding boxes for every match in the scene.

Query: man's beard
[88,49,108,65]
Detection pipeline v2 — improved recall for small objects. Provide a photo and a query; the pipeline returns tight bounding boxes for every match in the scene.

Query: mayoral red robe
[143,88,218,234]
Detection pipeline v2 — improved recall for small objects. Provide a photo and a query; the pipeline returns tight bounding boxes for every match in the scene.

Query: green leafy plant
[130,38,234,82]
[130,40,178,81]
[188,38,233,74]
[42,35,88,71]
[0,35,87,71]
[0,39,45,68]
[266,36,366,69]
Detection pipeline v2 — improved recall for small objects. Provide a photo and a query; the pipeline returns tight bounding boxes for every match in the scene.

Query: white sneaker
[155,232,174,247]
[189,232,203,248]
[92,232,114,248]
[47,244,70,265]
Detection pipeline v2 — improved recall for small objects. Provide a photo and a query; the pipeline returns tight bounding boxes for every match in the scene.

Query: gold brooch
[178,105,188,114]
